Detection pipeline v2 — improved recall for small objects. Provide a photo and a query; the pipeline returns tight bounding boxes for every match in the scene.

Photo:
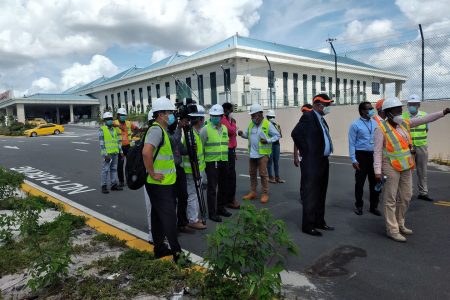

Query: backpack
[125,124,163,190]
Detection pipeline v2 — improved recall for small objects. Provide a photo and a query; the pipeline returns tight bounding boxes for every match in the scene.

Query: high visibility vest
[402,111,428,147]
[378,120,415,172]
[101,126,120,155]
[247,119,272,155]
[204,123,229,162]
[182,129,206,173]
[113,120,132,145]
[374,115,383,127]
[146,122,177,185]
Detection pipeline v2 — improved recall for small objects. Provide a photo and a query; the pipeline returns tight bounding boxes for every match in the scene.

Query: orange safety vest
[374,115,383,127]
[378,119,415,172]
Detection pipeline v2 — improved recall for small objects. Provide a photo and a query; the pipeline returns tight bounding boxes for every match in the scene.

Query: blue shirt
[348,117,378,163]
[314,110,333,156]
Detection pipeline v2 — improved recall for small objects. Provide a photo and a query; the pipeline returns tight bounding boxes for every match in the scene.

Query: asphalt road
[1,125,450,299]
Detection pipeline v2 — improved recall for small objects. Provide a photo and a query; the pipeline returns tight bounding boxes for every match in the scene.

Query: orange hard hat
[375,99,384,111]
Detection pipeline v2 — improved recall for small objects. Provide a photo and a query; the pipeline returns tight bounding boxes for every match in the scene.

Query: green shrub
[0,167,25,201]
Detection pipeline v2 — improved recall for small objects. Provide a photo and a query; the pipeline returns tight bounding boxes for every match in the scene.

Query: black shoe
[302,228,322,236]
[316,224,335,231]
[354,207,363,215]
[119,182,125,188]
[209,215,222,223]
[111,184,123,191]
[218,209,232,217]
[178,226,195,234]
[369,208,382,216]
[418,194,433,201]
[101,185,109,194]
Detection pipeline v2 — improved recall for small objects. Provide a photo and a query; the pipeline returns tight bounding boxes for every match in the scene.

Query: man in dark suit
[291,94,335,236]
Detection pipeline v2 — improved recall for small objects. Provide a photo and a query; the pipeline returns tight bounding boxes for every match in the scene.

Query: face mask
[392,115,403,125]
[119,116,126,122]
[105,120,113,126]
[368,109,376,118]
[167,113,176,126]
[210,117,221,125]
[322,106,331,115]
[408,106,418,114]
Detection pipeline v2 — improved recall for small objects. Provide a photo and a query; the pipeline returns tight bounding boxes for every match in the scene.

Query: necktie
[321,117,334,153]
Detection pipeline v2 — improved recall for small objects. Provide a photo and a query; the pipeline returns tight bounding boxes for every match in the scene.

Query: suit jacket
[291,111,331,159]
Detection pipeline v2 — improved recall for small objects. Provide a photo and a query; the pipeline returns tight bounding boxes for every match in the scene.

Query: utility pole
[419,24,425,101]
[326,38,338,104]
[265,55,274,109]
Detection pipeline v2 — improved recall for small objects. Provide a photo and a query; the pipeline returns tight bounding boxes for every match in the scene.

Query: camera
[175,98,198,120]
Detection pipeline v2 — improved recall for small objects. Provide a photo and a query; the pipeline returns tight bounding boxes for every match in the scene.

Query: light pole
[326,38,338,104]
[265,55,274,109]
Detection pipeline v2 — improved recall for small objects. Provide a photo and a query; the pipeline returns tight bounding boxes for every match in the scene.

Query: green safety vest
[204,123,229,162]
[402,111,428,147]
[146,122,177,185]
[182,129,206,173]
[101,126,120,155]
[247,118,272,155]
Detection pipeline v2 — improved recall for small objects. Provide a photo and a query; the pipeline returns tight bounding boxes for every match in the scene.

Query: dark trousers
[205,161,228,217]
[354,150,379,210]
[225,148,237,203]
[118,144,130,184]
[145,182,181,259]
[300,156,329,231]
[175,166,189,227]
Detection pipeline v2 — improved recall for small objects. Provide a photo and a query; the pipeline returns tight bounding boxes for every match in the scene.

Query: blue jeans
[101,154,119,186]
[267,143,280,178]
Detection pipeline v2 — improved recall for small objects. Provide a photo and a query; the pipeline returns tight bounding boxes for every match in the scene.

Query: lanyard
[359,118,373,135]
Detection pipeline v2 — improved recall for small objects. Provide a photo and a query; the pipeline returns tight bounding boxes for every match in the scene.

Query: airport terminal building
[0,35,407,123]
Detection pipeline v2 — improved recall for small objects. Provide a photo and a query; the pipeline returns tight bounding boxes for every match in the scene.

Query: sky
[0,0,449,97]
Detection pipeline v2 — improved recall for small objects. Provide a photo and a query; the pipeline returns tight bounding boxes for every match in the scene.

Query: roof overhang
[0,98,99,109]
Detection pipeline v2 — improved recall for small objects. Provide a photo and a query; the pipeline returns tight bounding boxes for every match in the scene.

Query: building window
[283,72,288,106]
[303,74,308,104]
[343,79,347,104]
[357,80,361,103]
[320,76,326,91]
[105,95,109,109]
[328,77,333,98]
[312,75,317,96]
[147,86,152,106]
[117,93,121,108]
[131,89,136,107]
[336,78,340,102]
[165,82,170,99]
[156,84,161,98]
[210,72,217,105]
[293,73,298,106]
[372,82,380,95]
[139,87,144,113]
[186,77,192,99]
[350,80,354,104]
[124,91,128,113]
[111,94,115,110]
[198,75,204,105]
[363,81,367,101]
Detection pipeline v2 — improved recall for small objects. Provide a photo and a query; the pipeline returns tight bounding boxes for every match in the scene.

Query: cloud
[30,77,58,93]
[60,55,118,90]
[395,0,450,25]
[151,50,170,64]
[340,19,398,45]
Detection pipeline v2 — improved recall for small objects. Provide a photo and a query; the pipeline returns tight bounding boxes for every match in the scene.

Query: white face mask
[322,106,331,115]
[392,115,403,125]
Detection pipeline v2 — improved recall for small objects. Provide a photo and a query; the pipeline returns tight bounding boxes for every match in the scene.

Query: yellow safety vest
[402,111,428,147]
[101,126,120,155]
[182,129,206,173]
[204,123,229,162]
[379,120,415,172]
[146,122,177,185]
[247,119,272,155]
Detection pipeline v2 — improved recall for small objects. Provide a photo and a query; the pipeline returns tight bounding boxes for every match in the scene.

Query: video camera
[175,98,198,120]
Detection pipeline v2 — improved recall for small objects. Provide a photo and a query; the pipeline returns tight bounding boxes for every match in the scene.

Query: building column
[395,81,402,99]
[69,104,74,123]
[382,82,386,98]
[56,107,60,124]
[16,104,25,123]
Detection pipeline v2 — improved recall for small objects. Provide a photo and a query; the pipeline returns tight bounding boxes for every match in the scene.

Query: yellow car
[24,123,65,137]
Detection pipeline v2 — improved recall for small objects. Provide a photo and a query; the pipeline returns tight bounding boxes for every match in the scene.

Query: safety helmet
[248,103,263,115]
[102,112,113,119]
[189,105,206,117]
[382,97,404,111]
[407,94,421,103]
[152,97,176,112]
[375,99,384,111]
[209,104,224,116]
[117,107,127,115]
[147,109,154,121]
[266,110,275,117]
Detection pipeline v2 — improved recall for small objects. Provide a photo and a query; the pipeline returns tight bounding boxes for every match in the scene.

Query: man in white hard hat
[373,97,449,242]
[142,97,182,260]
[200,104,231,222]
[143,109,154,244]
[98,111,123,194]
[401,94,432,201]
[266,109,285,184]
[114,107,139,187]
[238,103,280,203]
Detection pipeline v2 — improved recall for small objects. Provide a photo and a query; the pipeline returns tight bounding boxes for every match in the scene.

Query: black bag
[125,125,162,190]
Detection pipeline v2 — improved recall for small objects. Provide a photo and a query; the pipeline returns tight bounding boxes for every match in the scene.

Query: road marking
[41,144,49,146]
[72,141,90,145]
[1,140,7,142]
[48,135,80,138]
[17,141,24,143]
[239,174,250,177]
[3,145,19,149]
[75,149,88,152]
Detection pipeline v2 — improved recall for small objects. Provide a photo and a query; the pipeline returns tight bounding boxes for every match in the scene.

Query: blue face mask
[210,117,221,125]
[119,116,126,122]
[167,114,176,126]
[408,106,418,114]
[368,109,376,118]
[105,120,113,126]
[252,119,257,125]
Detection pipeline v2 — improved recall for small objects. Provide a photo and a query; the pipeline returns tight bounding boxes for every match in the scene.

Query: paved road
[1,125,450,299]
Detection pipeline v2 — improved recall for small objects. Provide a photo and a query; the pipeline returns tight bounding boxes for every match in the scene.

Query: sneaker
[101,185,109,194]
[268,177,277,183]
[111,184,123,191]
[418,194,433,201]
[275,177,286,183]
[400,226,413,235]
[260,193,269,203]
[388,233,407,242]
[243,192,257,200]
[188,222,207,230]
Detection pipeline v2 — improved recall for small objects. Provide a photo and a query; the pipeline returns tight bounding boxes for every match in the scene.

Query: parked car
[26,118,47,126]
[24,123,65,137]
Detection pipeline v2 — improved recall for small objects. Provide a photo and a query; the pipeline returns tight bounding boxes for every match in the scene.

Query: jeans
[101,154,118,187]
[267,143,280,178]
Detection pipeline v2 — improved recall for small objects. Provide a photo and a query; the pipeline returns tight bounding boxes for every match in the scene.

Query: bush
[202,204,298,300]
[0,167,25,201]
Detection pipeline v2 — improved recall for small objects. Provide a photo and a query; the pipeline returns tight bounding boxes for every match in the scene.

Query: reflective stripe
[402,111,427,146]
[379,120,414,171]
[157,154,174,160]
[412,136,427,140]
[411,128,427,132]
[154,168,176,175]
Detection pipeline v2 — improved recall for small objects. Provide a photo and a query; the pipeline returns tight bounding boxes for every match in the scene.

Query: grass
[430,157,450,166]
[91,233,127,248]
[0,195,60,210]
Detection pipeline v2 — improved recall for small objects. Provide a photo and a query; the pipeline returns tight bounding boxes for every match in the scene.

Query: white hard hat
[267,109,275,117]
[189,105,206,117]
[407,94,421,103]
[147,109,154,121]
[382,97,404,111]
[152,97,176,113]
[102,112,113,119]
[117,107,127,115]
[248,103,263,115]
[209,104,224,116]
